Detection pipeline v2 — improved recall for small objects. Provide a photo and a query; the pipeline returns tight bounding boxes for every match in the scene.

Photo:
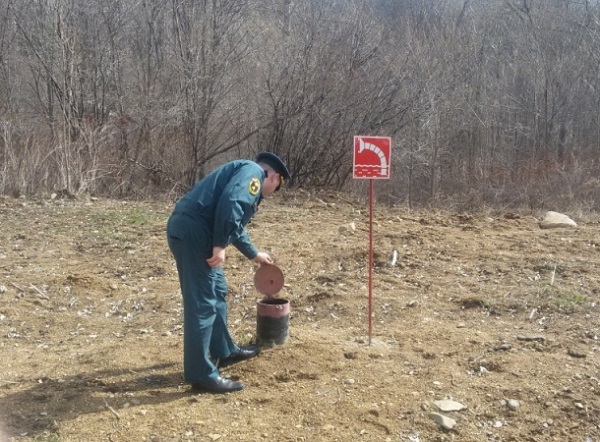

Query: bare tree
[169,0,254,186]
[0,0,599,209]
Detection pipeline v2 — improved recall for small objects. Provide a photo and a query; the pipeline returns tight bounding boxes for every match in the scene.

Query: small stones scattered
[428,399,467,432]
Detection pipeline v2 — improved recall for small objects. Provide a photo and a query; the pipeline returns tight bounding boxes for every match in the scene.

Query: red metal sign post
[353,136,392,345]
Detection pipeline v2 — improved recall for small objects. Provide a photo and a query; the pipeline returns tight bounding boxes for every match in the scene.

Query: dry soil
[1,191,599,442]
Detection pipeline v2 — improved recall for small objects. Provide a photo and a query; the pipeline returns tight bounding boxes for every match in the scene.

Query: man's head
[256,152,291,196]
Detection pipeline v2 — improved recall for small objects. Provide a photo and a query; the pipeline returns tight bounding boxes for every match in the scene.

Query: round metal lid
[254,264,284,296]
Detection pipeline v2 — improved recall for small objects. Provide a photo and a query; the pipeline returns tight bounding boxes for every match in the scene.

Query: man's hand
[253,251,273,266]
[207,246,226,268]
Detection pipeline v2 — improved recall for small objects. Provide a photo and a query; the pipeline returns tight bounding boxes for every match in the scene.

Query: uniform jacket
[172,160,265,259]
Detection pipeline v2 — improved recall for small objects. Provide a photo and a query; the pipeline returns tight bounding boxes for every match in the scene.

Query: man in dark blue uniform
[167,152,291,393]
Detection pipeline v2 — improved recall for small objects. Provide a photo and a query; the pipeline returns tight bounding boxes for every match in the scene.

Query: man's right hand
[207,246,226,268]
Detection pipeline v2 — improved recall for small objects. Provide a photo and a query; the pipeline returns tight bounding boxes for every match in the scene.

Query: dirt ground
[1,190,599,442]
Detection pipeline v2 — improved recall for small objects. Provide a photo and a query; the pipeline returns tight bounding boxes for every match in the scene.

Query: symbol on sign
[353,136,392,179]
[359,138,388,176]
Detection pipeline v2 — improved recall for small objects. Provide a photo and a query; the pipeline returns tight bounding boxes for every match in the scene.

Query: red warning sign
[353,136,392,179]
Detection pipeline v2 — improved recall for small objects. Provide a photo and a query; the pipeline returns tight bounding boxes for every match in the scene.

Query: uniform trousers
[167,213,239,383]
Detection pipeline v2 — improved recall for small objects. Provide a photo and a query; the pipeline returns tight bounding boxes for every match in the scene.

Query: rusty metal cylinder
[256,298,290,347]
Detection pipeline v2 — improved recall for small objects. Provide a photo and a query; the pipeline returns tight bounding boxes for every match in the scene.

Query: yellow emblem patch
[249,177,261,196]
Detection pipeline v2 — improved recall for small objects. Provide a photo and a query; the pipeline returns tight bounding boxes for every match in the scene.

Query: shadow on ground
[0,363,185,439]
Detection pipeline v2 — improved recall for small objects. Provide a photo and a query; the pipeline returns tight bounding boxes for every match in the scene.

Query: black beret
[256,152,292,182]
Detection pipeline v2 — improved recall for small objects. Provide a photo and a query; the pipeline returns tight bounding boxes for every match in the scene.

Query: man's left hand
[253,252,273,265]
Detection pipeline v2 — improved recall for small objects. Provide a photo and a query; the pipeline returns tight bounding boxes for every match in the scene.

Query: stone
[539,211,577,229]
[507,399,520,410]
[338,222,356,234]
[428,412,456,430]
[516,334,544,342]
[433,400,467,412]
[567,348,587,358]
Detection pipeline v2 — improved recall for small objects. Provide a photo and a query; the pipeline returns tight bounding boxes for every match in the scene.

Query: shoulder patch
[248,177,261,196]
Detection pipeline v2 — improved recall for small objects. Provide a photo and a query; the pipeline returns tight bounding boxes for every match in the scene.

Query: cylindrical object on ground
[256,297,290,347]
